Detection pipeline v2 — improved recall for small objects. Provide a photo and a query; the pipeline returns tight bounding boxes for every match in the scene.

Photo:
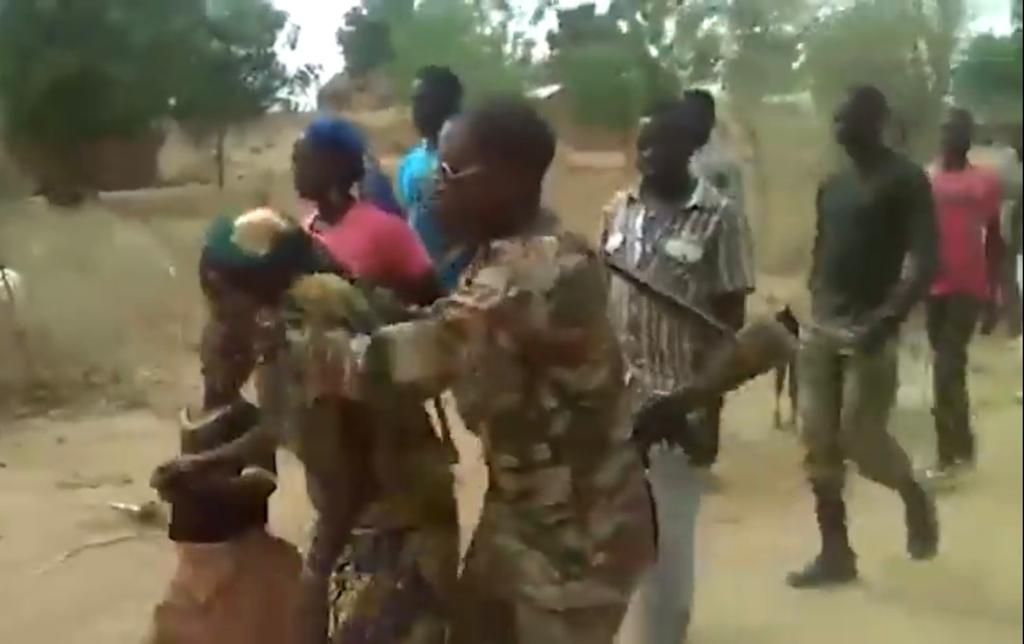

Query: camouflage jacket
[287,220,656,611]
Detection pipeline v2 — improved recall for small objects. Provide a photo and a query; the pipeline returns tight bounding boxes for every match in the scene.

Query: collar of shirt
[624,175,726,215]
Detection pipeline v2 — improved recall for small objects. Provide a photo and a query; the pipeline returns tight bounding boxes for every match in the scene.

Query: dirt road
[0,335,1020,644]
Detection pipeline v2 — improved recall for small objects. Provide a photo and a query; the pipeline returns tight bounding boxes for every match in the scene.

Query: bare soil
[0,115,1020,643]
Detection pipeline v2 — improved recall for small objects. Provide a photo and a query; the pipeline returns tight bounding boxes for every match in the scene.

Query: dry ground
[1,114,1021,643]
[0,335,1020,644]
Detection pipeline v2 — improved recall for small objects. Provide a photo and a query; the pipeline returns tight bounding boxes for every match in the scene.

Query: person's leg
[840,339,939,560]
[788,331,855,588]
[927,297,959,469]
[295,401,375,644]
[616,445,702,643]
[930,295,981,471]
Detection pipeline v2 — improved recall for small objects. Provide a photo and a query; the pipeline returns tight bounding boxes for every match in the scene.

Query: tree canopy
[803,0,965,157]
[0,0,304,191]
[954,32,1023,123]
[337,0,525,103]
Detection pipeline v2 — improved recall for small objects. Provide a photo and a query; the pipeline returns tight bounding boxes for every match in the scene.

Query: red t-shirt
[305,201,434,294]
[929,164,1002,300]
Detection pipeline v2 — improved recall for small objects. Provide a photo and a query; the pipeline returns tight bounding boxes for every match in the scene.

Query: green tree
[0,0,302,194]
[337,0,413,79]
[953,33,1023,122]
[337,0,524,102]
[172,0,311,187]
[0,0,195,191]
[803,0,965,159]
[384,0,525,103]
[549,2,678,132]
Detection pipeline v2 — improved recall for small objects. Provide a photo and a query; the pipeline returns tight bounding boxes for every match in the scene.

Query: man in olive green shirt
[790,86,940,589]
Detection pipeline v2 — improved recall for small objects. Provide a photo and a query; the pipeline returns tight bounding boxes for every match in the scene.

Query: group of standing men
[144,62,1021,644]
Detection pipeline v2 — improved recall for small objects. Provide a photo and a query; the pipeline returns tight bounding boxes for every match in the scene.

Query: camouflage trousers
[447,591,627,644]
[798,329,914,490]
[447,524,633,644]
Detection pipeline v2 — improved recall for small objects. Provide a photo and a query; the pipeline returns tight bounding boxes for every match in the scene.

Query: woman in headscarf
[151,116,455,644]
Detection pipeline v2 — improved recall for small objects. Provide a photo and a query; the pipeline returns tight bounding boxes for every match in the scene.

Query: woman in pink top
[925,108,1003,483]
[292,117,441,305]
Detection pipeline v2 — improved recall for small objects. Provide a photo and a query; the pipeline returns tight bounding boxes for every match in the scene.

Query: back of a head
[948,107,975,130]
[848,84,890,124]
[465,97,556,182]
[641,99,707,152]
[683,88,716,123]
[415,65,464,127]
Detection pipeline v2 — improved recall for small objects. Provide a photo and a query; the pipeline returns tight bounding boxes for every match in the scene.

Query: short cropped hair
[464,98,556,180]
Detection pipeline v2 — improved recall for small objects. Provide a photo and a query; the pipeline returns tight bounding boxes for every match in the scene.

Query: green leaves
[802,0,965,158]
[954,32,1023,122]
[0,0,299,153]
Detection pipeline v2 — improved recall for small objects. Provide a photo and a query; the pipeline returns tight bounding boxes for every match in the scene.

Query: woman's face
[291,138,321,200]
[434,119,493,243]
[291,138,356,203]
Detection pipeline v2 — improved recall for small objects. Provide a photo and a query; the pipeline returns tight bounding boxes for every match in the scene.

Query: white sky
[273,0,1015,82]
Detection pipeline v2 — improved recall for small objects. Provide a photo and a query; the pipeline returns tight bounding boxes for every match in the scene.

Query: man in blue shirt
[397,66,472,291]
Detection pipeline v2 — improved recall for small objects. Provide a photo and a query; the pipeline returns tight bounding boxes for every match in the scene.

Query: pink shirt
[305,201,434,293]
[929,164,1002,300]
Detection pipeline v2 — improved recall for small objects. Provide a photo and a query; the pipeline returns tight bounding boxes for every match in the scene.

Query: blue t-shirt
[397,142,472,291]
[360,154,403,217]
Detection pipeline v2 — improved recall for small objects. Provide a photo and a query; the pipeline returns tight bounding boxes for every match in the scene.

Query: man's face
[412,80,450,140]
[637,121,695,189]
[434,119,492,242]
[941,113,972,157]
[833,95,879,149]
[292,138,355,202]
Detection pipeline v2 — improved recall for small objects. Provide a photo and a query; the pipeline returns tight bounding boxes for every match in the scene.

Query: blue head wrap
[305,116,367,181]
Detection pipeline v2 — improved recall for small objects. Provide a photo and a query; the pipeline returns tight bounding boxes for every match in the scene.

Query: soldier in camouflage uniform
[285,100,656,644]
[153,116,459,644]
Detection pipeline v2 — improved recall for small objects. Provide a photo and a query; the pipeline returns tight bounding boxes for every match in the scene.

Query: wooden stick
[34,532,146,574]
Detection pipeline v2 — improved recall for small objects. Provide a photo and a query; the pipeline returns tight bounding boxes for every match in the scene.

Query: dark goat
[773,306,801,430]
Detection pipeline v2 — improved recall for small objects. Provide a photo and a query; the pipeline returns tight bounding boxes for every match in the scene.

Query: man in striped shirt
[605,100,754,644]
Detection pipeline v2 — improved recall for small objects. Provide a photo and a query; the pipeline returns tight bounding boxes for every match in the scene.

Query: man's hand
[853,322,890,355]
[632,391,701,466]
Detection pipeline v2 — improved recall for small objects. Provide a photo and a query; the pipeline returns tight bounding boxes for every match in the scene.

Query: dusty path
[0,336,1020,644]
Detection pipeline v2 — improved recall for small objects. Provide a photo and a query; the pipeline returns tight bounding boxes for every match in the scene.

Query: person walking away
[397,66,472,291]
[682,88,756,465]
[149,400,301,644]
[923,109,1003,484]
[789,85,940,588]
[601,100,754,643]
[287,99,656,644]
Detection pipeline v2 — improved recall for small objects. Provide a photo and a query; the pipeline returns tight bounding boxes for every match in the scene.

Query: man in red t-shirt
[926,108,1003,482]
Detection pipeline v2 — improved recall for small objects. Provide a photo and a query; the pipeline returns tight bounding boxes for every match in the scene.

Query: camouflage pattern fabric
[261,324,458,644]
[287,222,657,643]
[198,250,458,644]
[330,529,448,644]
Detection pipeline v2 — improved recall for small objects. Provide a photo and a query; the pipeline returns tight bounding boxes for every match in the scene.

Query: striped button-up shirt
[602,179,755,398]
